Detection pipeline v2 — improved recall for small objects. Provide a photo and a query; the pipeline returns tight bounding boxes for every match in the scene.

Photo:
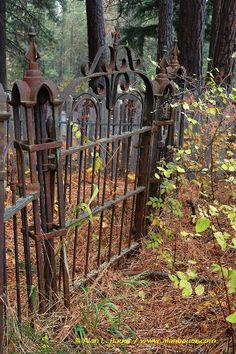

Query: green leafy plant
[147,77,236,345]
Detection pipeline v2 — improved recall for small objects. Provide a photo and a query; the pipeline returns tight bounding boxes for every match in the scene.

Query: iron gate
[0,28,185,352]
[59,33,155,288]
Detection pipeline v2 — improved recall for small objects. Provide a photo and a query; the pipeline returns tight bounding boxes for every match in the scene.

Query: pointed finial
[25,26,40,68]
[170,39,180,68]
[157,47,168,75]
[112,27,121,49]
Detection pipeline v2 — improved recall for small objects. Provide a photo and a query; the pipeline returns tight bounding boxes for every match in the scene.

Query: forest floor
[6,180,235,354]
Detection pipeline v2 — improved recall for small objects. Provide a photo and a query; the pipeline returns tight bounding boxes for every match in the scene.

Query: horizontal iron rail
[73,242,140,288]
[59,121,140,127]
[4,192,37,221]
[61,126,152,156]
[19,140,62,152]
[66,186,145,228]
[153,119,174,126]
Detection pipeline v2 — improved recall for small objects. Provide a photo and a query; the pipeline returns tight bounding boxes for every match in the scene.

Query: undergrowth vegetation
[147,79,236,351]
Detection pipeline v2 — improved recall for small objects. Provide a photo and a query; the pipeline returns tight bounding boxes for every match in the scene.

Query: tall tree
[0,0,7,89]
[157,0,173,61]
[210,0,236,86]
[85,0,106,66]
[177,0,206,77]
[208,0,222,65]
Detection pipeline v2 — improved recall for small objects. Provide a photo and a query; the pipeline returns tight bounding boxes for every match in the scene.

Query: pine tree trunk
[86,0,106,67]
[177,0,206,77]
[211,0,236,87]
[157,0,173,61]
[59,6,65,81]
[0,0,7,89]
[208,0,222,63]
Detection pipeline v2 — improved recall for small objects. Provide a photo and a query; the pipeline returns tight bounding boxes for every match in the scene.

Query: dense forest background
[0,0,235,89]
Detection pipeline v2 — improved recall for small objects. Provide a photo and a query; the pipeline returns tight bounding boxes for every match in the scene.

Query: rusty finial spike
[159,51,168,74]
[112,27,121,48]
[171,39,180,67]
[25,26,40,66]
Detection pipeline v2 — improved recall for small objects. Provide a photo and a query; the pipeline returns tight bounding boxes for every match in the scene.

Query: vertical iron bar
[24,106,45,312]
[9,159,21,322]
[97,108,112,267]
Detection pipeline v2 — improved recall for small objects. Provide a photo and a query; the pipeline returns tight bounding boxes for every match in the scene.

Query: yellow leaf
[151,219,159,226]
[86,167,93,176]
[183,102,190,110]
[128,173,135,182]
[54,202,59,212]
[102,222,108,229]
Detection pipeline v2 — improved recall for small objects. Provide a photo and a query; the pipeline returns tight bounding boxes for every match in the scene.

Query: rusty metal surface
[62,29,155,279]
[0,84,10,354]
[0,28,186,351]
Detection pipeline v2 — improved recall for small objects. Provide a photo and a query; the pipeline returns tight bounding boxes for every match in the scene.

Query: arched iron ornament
[10,27,70,311]
[59,30,158,281]
[61,29,154,124]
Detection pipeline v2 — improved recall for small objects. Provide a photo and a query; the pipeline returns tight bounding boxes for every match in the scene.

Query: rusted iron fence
[0,28,186,351]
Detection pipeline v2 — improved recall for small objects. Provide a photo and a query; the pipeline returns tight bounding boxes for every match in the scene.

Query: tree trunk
[0,0,7,89]
[211,0,236,87]
[177,0,206,77]
[208,0,222,64]
[59,5,65,81]
[85,0,106,68]
[157,0,173,61]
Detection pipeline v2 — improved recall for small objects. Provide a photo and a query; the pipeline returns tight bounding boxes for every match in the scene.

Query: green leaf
[188,259,197,265]
[227,270,236,293]
[187,269,197,279]
[176,271,187,280]
[222,163,228,171]
[226,312,236,324]
[88,184,99,206]
[164,169,173,178]
[72,125,78,132]
[75,130,81,139]
[168,274,179,287]
[176,166,185,173]
[179,279,188,289]
[195,217,211,233]
[211,263,221,272]
[195,284,205,296]
[209,205,219,216]
[214,231,228,251]
[137,290,145,300]
[206,107,216,115]
[29,285,37,312]
[95,156,103,172]
[182,283,192,297]
[180,231,189,238]
[232,238,236,248]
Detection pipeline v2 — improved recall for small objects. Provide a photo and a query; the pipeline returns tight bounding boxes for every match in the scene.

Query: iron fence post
[134,77,154,239]
[0,84,10,354]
